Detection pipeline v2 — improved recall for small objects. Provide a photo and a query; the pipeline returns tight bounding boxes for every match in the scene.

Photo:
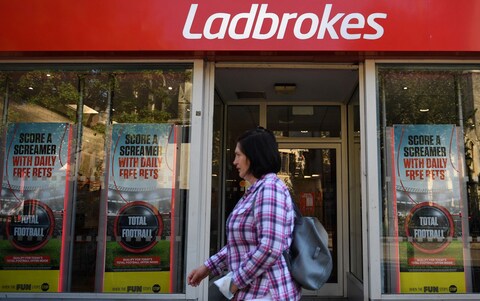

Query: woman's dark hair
[236,126,281,179]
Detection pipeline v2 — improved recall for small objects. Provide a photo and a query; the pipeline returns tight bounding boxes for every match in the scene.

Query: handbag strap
[292,200,302,216]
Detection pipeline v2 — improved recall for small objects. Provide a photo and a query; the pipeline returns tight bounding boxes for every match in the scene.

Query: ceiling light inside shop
[274,83,296,94]
[293,106,314,115]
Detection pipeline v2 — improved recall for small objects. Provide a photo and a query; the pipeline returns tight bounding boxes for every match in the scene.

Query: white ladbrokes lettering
[183,4,387,40]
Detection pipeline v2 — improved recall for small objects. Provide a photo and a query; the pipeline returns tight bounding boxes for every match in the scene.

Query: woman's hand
[229,281,239,294]
[187,264,210,287]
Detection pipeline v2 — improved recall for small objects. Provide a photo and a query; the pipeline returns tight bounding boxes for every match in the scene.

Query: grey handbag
[283,203,333,290]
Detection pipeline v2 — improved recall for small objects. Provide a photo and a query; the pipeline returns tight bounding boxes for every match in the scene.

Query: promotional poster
[103,123,176,293]
[391,124,470,293]
[299,192,315,216]
[0,123,72,292]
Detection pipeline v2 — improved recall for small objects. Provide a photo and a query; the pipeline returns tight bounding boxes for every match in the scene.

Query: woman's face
[233,143,252,181]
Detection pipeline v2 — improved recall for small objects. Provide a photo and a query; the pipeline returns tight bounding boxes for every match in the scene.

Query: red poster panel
[0,123,72,293]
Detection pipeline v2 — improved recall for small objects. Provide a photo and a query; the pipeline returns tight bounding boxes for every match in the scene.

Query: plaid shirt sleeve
[205,245,228,276]
[231,174,291,289]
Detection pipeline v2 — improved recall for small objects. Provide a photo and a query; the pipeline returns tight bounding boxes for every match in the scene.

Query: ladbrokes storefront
[0,1,480,300]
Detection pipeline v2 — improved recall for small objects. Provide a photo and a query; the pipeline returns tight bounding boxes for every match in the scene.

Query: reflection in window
[378,65,480,294]
[6,70,78,123]
[0,73,6,125]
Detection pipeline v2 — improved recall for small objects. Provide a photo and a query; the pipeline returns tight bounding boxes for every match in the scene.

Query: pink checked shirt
[205,173,301,300]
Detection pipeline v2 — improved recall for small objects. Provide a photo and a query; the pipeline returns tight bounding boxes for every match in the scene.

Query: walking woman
[187,127,301,300]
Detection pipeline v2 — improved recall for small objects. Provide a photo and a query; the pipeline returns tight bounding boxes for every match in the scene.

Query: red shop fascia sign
[0,0,479,52]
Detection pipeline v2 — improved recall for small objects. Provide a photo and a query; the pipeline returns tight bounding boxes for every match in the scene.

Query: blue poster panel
[0,123,72,292]
[102,123,176,293]
[391,124,470,293]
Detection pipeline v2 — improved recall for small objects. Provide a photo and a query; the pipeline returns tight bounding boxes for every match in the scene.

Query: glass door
[278,143,343,297]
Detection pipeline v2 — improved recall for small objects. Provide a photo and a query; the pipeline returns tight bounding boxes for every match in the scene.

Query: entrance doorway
[278,144,343,297]
[210,64,361,299]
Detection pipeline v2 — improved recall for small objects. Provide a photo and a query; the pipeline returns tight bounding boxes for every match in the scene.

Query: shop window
[349,97,363,282]
[0,65,192,295]
[378,65,480,294]
[210,95,224,256]
[0,69,78,293]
